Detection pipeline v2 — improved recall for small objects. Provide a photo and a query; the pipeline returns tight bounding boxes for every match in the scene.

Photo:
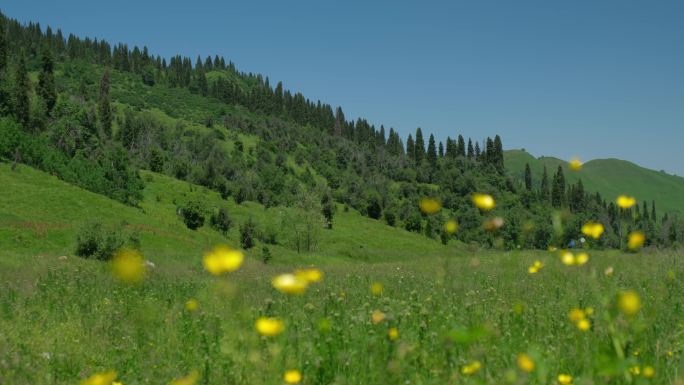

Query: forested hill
[0,10,681,250]
[505,150,684,216]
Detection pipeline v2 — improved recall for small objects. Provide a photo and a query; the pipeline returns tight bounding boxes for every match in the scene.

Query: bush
[384,210,397,227]
[181,199,205,230]
[240,218,258,249]
[75,222,139,261]
[261,246,272,264]
[210,207,232,235]
[404,213,422,233]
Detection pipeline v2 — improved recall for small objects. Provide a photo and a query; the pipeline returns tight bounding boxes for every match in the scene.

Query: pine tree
[493,135,504,173]
[13,53,30,129]
[37,46,57,115]
[540,165,550,201]
[551,165,566,208]
[651,200,657,222]
[457,135,466,157]
[0,22,6,73]
[406,134,415,162]
[467,139,474,160]
[414,128,425,163]
[427,134,437,167]
[445,137,455,158]
[0,23,9,115]
[474,142,481,160]
[197,69,208,96]
[98,68,112,138]
[438,141,444,158]
[524,163,532,191]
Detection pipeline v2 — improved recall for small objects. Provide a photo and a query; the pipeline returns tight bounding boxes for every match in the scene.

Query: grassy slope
[505,149,684,215]
[0,161,461,268]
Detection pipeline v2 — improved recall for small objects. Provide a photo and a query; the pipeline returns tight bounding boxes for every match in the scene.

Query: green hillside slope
[505,149,684,215]
[0,161,460,266]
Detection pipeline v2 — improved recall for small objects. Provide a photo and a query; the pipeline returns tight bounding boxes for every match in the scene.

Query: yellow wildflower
[568,158,583,171]
[371,282,384,296]
[111,249,145,285]
[629,365,641,376]
[528,260,543,274]
[616,195,636,209]
[203,245,243,275]
[371,310,386,324]
[294,268,324,283]
[576,318,591,331]
[388,327,399,341]
[568,308,586,322]
[561,251,575,266]
[642,366,654,378]
[170,371,198,385]
[517,353,535,373]
[80,370,117,385]
[575,252,589,265]
[444,219,459,234]
[627,231,645,250]
[283,370,302,384]
[419,198,442,214]
[272,273,308,295]
[557,374,573,384]
[581,222,604,239]
[255,317,285,337]
[461,360,482,375]
[184,299,199,312]
[618,290,641,316]
[472,193,496,211]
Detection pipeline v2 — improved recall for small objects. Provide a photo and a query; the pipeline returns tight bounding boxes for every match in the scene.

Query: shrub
[261,246,272,264]
[240,218,258,249]
[384,210,397,227]
[210,207,232,236]
[75,222,139,261]
[180,199,205,230]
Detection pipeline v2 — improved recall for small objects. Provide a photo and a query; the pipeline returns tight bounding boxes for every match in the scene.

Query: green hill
[505,149,684,215]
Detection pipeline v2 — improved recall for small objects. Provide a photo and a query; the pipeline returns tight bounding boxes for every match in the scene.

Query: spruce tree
[414,128,425,163]
[406,134,415,162]
[651,200,657,222]
[493,135,504,173]
[13,53,30,129]
[37,46,57,115]
[445,137,455,158]
[474,142,481,160]
[197,69,208,96]
[0,23,9,114]
[427,134,437,167]
[524,163,532,191]
[551,165,566,208]
[438,141,444,158]
[540,165,550,201]
[457,135,466,157]
[98,68,112,138]
[467,139,474,160]
[0,22,6,73]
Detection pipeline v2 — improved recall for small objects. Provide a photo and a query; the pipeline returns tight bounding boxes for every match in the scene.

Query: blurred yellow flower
[568,158,583,171]
[643,366,654,378]
[111,249,145,285]
[283,370,302,384]
[618,290,641,316]
[203,245,243,275]
[561,251,575,266]
[272,273,308,295]
[444,219,459,234]
[517,353,535,372]
[255,317,285,337]
[629,366,640,376]
[568,308,586,322]
[170,371,198,385]
[576,318,591,331]
[184,299,199,312]
[80,370,117,385]
[472,193,495,211]
[371,310,386,324]
[371,282,384,296]
[461,360,482,375]
[557,374,573,384]
[627,231,645,250]
[419,198,442,214]
[388,327,399,341]
[113,382,122,385]
[294,268,324,283]
[528,260,543,274]
[581,222,604,239]
[616,195,636,209]
[575,252,589,265]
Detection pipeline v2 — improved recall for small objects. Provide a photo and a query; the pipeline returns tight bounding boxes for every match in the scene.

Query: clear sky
[3,1,683,174]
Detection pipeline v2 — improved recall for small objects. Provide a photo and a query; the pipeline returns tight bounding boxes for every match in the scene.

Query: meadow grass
[1,163,683,384]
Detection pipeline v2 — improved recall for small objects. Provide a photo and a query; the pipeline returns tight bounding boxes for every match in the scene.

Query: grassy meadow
[1,162,684,385]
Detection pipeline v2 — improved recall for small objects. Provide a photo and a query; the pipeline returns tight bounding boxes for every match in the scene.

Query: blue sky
[3,1,683,174]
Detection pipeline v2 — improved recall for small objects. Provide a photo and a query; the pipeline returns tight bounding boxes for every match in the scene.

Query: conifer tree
[457,135,466,157]
[467,139,474,160]
[540,165,550,201]
[474,142,481,160]
[197,69,208,96]
[493,135,504,173]
[98,68,112,137]
[414,128,425,163]
[0,22,9,114]
[406,134,415,162]
[37,46,57,114]
[13,52,30,129]
[524,163,532,191]
[651,200,657,222]
[438,141,444,158]
[551,165,566,208]
[427,134,438,167]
